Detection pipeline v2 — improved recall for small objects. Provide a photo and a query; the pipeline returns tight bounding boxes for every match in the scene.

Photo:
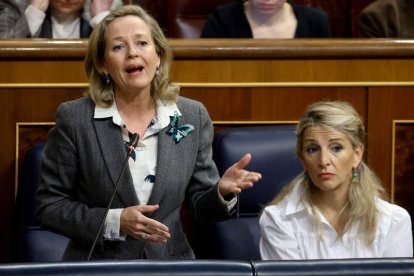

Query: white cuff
[25,5,46,37]
[103,208,127,241]
[217,186,238,211]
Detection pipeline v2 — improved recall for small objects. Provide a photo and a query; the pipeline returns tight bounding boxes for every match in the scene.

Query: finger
[144,220,170,237]
[233,153,252,170]
[139,231,168,244]
[136,204,160,214]
[145,225,171,239]
[244,172,262,182]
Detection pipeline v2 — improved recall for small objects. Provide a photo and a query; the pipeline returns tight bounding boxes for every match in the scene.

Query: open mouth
[126,65,144,74]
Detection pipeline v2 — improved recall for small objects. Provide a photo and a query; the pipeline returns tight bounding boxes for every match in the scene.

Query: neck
[116,92,155,117]
[313,187,349,234]
[52,11,79,24]
[245,1,288,26]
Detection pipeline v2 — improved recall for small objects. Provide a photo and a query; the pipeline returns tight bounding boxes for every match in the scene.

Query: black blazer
[201,0,332,38]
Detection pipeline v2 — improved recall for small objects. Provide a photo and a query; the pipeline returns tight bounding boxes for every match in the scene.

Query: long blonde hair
[84,5,179,107]
[271,101,386,246]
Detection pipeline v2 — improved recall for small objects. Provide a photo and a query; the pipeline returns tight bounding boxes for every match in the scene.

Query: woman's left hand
[218,153,262,197]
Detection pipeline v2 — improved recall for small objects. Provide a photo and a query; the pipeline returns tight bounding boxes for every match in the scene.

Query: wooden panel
[367,87,414,201]
[393,122,414,219]
[181,87,366,121]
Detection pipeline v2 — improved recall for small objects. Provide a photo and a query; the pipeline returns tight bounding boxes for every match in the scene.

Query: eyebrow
[304,138,346,143]
[111,33,149,41]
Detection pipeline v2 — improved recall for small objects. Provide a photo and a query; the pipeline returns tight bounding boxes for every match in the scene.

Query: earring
[155,67,160,76]
[303,172,309,182]
[352,167,359,183]
[105,74,111,84]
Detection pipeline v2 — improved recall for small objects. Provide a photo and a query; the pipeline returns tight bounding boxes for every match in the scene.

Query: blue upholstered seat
[192,124,302,260]
[15,142,69,262]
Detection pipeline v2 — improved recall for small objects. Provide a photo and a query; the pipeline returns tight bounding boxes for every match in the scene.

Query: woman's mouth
[126,65,144,74]
[319,173,334,180]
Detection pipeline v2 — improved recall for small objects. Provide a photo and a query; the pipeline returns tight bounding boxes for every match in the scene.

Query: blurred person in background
[0,0,29,37]
[0,0,123,38]
[201,0,332,38]
[359,0,414,38]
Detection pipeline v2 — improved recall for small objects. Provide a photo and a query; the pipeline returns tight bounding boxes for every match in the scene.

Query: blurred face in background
[248,0,286,14]
[50,0,86,19]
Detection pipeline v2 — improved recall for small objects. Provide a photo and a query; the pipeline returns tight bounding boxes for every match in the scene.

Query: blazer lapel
[147,128,174,206]
[93,118,139,207]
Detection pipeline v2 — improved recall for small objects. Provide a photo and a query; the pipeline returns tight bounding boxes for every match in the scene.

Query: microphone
[87,133,139,261]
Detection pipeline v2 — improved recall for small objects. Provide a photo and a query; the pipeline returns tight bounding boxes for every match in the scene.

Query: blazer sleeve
[184,102,236,223]
[0,0,30,38]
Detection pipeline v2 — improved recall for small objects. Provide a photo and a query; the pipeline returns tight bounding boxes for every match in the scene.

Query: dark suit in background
[359,0,414,38]
[201,1,332,38]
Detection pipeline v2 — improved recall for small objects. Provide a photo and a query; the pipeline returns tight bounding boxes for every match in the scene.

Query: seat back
[193,124,302,260]
[167,0,235,38]
[0,260,254,275]
[15,142,69,262]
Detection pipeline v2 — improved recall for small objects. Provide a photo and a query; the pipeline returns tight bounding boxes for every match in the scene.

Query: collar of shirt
[284,179,362,243]
[93,98,181,135]
[285,179,309,216]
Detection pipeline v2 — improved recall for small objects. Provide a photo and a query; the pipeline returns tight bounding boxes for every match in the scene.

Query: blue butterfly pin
[167,111,194,143]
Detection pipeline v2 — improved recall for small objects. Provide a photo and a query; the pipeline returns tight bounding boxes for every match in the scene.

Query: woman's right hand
[30,0,49,12]
[120,204,170,243]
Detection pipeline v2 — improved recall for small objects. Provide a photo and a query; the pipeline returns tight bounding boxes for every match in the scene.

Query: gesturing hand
[30,0,49,12]
[90,0,113,17]
[120,204,170,243]
[218,153,262,198]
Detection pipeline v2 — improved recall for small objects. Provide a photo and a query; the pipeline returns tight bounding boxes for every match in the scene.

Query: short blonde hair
[84,5,179,107]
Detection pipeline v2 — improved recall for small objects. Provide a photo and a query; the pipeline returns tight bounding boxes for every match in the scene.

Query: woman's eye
[306,145,318,154]
[113,45,123,51]
[138,41,148,46]
[331,144,343,153]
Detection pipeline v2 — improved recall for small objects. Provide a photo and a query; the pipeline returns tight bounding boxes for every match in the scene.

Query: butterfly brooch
[167,111,194,143]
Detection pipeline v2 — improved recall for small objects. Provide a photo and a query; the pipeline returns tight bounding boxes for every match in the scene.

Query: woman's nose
[319,149,330,167]
[128,47,139,58]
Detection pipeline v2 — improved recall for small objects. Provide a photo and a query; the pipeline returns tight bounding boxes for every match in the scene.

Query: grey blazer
[0,0,30,38]
[36,96,235,260]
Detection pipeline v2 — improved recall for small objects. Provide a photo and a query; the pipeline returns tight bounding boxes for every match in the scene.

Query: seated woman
[259,101,413,259]
[201,0,332,38]
[0,0,123,38]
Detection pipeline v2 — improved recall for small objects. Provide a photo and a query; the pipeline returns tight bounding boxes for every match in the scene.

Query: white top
[259,179,413,259]
[24,4,80,38]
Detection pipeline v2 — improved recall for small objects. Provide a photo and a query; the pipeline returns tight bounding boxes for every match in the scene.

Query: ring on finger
[141,233,148,240]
